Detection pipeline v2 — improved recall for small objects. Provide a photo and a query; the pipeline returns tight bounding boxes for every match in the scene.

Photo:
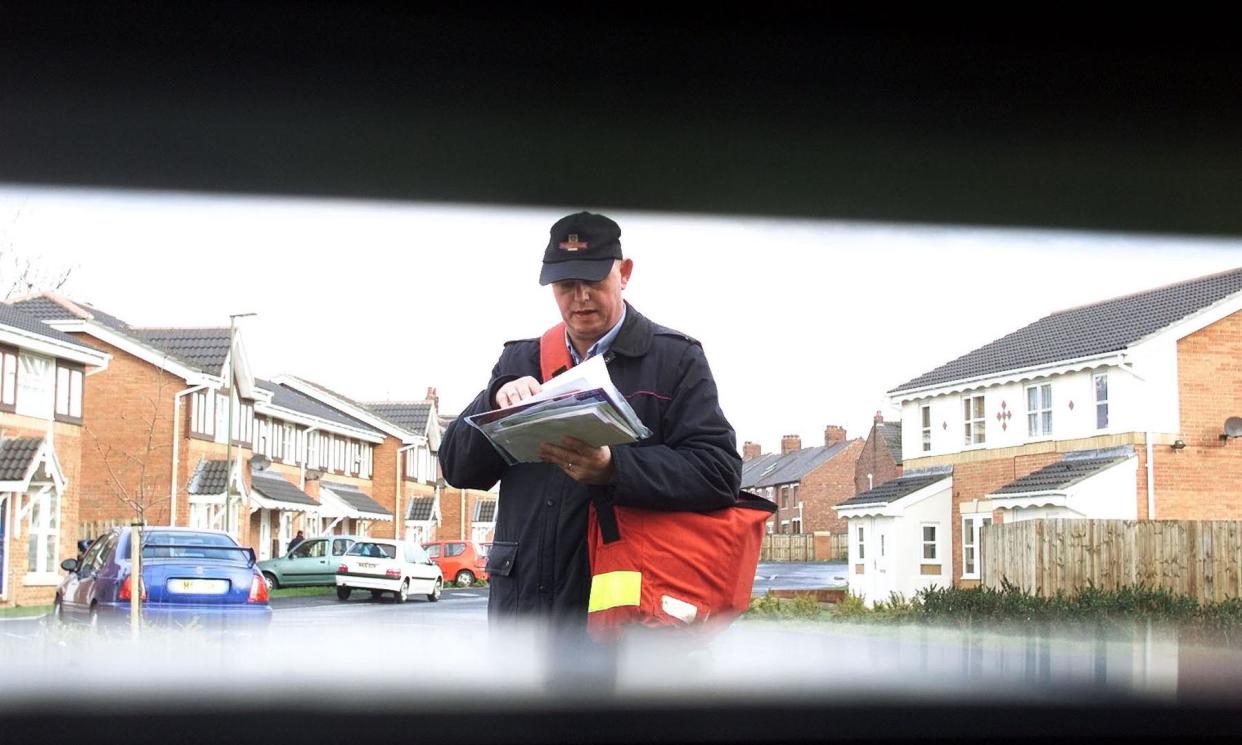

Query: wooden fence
[79,519,130,542]
[760,533,848,562]
[981,519,1242,604]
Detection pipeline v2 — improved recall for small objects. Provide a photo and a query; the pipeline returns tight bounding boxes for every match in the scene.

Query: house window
[780,486,789,508]
[0,346,17,411]
[963,395,986,445]
[922,524,938,560]
[54,363,84,422]
[1094,374,1109,430]
[857,526,866,560]
[190,390,215,436]
[27,488,60,574]
[1027,383,1053,437]
[791,483,800,505]
[921,405,931,452]
[230,399,254,445]
[792,518,802,533]
[880,533,886,557]
[962,514,993,579]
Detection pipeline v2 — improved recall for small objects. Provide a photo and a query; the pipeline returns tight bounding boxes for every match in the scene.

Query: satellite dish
[1225,417,1242,438]
[249,455,272,472]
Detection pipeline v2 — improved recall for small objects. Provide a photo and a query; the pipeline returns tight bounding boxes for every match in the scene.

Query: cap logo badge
[559,233,589,252]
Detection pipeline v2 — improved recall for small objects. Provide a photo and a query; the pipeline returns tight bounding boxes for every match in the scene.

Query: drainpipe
[1146,432,1156,520]
[395,443,416,542]
[171,384,209,528]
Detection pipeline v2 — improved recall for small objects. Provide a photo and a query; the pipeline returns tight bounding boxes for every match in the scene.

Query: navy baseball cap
[539,211,623,286]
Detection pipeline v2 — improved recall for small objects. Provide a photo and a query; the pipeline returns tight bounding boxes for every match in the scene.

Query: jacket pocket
[485,541,518,577]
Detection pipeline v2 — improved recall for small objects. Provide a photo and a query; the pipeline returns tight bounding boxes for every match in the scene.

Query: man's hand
[495,376,542,408]
[539,436,615,485]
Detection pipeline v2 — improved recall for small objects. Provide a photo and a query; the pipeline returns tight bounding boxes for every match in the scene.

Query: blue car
[54,527,272,630]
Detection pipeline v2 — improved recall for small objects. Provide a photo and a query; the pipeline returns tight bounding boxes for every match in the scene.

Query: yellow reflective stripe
[588,570,642,613]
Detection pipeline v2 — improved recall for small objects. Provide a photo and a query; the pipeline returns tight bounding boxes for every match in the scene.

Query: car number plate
[167,578,229,595]
[358,562,376,568]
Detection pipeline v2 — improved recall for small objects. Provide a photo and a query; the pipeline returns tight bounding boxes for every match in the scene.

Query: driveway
[753,562,847,594]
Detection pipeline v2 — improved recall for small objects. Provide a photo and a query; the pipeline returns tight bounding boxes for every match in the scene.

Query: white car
[335,539,443,603]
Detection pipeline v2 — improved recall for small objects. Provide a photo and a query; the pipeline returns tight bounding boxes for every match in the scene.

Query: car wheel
[51,596,65,625]
[428,578,442,603]
[336,586,352,601]
[455,570,475,588]
[396,579,409,604]
[262,572,279,591]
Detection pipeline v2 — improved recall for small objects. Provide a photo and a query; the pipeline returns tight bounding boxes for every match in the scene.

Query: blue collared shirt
[566,305,626,365]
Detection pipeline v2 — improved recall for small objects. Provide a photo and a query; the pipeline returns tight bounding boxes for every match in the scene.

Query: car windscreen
[345,543,397,559]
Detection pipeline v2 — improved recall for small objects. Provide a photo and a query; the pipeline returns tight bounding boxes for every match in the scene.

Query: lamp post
[225,312,257,537]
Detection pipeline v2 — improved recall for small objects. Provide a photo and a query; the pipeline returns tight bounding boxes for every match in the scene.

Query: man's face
[551,259,633,346]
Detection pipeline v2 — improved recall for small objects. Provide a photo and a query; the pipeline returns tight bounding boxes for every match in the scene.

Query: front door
[259,510,272,561]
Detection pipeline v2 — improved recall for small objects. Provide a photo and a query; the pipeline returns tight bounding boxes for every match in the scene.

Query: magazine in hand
[465,356,652,464]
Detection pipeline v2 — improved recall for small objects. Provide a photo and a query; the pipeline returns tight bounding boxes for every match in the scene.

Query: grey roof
[365,401,432,433]
[0,302,104,356]
[992,447,1135,496]
[740,442,853,490]
[891,267,1242,393]
[322,481,392,517]
[741,452,781,487]
[838,467,953,508]
[257,380,380,433]
[0,437,43,481]
[250,469,318,506]
[473,499,497,523]
[10,296,132,332]
[878,422,903,465]
[407,496,436,521]
[187,459,230,495]
[137,328,231,375]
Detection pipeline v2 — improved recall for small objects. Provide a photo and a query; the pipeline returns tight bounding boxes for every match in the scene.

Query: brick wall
[793,439,865,535]
[854,422,903,494]
[368,438,399,539]
[1156,309,1242,519]
[73,334,182,528]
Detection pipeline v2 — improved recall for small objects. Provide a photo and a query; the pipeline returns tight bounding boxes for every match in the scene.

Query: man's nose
[573,282,590,301]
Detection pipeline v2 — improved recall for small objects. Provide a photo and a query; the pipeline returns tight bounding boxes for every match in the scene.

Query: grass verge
[0,604,52,619]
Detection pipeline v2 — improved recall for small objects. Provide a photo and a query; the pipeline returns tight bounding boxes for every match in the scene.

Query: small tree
[0,205,75,300]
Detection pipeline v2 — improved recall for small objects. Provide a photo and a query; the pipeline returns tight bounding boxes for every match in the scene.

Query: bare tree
[88,370,174,525]
[0,204,76,300]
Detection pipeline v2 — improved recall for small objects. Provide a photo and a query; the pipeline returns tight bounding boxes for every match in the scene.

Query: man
[287,530,305,553]
[439,211,741,626]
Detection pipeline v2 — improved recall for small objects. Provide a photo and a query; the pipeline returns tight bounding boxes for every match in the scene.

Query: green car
[258,535,360,590]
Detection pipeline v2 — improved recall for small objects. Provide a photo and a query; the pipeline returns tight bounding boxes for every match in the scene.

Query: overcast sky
[2,185,1240,454]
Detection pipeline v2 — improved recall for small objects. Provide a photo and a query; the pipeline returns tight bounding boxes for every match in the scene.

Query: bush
[747,592,828,620]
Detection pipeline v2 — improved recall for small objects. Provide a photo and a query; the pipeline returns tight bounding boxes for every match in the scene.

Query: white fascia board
[889,352,1121,403]
[835,503,891,519]
[988,493,1069,510]
[254,403,385,444]
[273,375,417,443]
[45,319,220,386]
[227,328,262,400]
[1130,290,1242,351]
[0,326,110,369]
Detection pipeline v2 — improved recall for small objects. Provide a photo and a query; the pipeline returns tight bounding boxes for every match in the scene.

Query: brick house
[740,426,863,535]
[838,266,1242,602]
[0,302,110,607]
[854,412,903,494]
[430,414,497,544]
[12,294,396,559]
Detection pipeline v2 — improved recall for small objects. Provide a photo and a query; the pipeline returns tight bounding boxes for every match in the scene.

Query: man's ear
[618,258,634,289]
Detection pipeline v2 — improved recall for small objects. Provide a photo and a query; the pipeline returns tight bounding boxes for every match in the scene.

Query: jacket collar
[608,301,654,358]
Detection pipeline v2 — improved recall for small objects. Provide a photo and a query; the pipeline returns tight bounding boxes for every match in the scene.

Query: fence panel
[760,533,817,562]
[982,518,1242,604]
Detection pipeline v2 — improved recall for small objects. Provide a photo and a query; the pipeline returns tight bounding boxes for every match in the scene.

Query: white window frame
[921,404,931,452]
[921,522,939,562]
[857,525,866,560]
[1026,383,1053,438]
[190,389,214,436]
[1094,373,1109,430]
[0,347,17,408]
[54,363,84,421]
[26,488,60,576]
[963,394,986,446]
[961,513,993,580]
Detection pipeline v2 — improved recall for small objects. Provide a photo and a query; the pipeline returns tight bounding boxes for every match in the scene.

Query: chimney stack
[824,425,847,446]
[780,434,802,455]
[742,441,763,461]
[874,410,884,424]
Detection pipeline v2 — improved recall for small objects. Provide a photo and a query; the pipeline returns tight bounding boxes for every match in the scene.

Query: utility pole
[224,312,256,538]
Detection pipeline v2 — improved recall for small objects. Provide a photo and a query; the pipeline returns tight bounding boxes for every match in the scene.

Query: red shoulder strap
[539,323,573,382]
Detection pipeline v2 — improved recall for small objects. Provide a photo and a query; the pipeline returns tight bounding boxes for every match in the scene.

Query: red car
[422,540,489,587]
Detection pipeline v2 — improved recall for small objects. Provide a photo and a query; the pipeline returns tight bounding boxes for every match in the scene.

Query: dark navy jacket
[438,304,742,624]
